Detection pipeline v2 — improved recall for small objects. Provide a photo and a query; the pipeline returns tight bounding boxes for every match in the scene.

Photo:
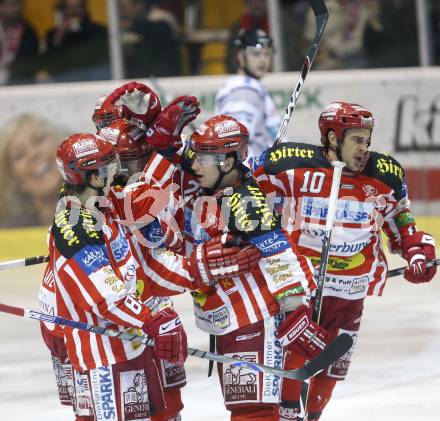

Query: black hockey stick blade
[387,257,440,278]
[273,0,329,146]
[297,333,353,380]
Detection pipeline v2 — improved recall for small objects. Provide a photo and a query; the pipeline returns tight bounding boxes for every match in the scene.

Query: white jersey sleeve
[215,75,280,158]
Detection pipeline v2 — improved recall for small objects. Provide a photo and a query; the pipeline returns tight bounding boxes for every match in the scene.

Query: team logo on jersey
[223,352,259,404]
[362,184,377,197]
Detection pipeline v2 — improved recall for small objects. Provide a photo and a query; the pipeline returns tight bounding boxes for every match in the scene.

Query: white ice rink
[1,253,439,421]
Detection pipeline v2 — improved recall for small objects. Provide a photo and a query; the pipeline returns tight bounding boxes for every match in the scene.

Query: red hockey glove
[401,231,437,283]
[107,81,161,127]
[145,104,182,149]
[146,96,200,150]
[188,233,261,289]
[163,95,200,142]
[142,308,188,364]
[276,305,335,359]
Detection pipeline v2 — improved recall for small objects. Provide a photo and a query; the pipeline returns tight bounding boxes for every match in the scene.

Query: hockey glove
[401,231,437,283]
[276,305,335,360]
[106,81,161,128]
[188,233,261,289]
[146,97,200,150]
[142,308,188,364]
[162,95,200,148]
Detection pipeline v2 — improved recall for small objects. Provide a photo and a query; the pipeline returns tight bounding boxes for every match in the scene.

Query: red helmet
[190,115,249,163]
[319,102,374,145]
[98,119,151,173]
[56,133,116,185]
[92,96,122,131]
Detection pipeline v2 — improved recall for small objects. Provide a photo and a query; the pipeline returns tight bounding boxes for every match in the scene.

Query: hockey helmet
[92,96,122,131]
[319,102,374,145]
[98,119,151,173]
[189,115,249,165]
[56,133,117,185]
[234,28,273,50]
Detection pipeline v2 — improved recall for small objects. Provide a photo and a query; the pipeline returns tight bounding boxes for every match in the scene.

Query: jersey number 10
[299,171,325,193]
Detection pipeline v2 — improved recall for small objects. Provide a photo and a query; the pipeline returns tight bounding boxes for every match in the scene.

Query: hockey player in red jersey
[156,114,331,421]
[98,118,262,421]
[50,133,189,421]
[251,101,437,420]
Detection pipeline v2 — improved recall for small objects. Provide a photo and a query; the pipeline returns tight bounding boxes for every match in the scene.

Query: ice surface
[1,253,439,420]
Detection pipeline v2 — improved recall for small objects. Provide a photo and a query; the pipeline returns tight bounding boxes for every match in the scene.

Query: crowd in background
[1,0,440,84]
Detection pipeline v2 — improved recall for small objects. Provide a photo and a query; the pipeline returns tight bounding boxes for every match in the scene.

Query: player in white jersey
[215,28,281,158]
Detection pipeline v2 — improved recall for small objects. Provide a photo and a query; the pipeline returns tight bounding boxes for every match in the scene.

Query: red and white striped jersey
[38,263,64,337]
[49,202,153,372]
[108,183,196,297]
[141,153,316,335]
[252,142,417,299]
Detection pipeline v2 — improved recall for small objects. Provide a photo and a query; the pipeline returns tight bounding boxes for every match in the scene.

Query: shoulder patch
[52,208,105,259]
[364,152,406,199]
[263,142,328,175]
[223,179,280,238]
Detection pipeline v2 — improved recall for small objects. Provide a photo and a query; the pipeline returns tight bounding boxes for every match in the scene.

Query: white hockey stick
[273,0,329,146]
[312,160,346,323]
[0,255,49,271]
[298,160,346,420]
[0,301,352,381]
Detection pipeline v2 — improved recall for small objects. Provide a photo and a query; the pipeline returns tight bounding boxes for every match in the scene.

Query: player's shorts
[215,315,285,413]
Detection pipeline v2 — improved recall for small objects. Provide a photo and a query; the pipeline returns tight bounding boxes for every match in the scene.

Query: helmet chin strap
[206,157,240,195]
[86,174,107,196]
[206,165,230,195]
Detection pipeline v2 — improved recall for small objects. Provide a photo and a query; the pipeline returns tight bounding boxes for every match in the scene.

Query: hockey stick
[0,255,49,271]
[273,0,329,146]
[387,257,440,278]
[297,160,346,420]
[312,161,346,322]
[0,301,352,381]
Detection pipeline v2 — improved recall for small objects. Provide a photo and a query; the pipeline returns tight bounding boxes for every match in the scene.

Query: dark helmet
[234,28,273,50]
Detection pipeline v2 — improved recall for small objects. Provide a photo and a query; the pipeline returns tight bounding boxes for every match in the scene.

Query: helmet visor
[97,157,120,179]
[193,152,227,166]
[119,156,148,175]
